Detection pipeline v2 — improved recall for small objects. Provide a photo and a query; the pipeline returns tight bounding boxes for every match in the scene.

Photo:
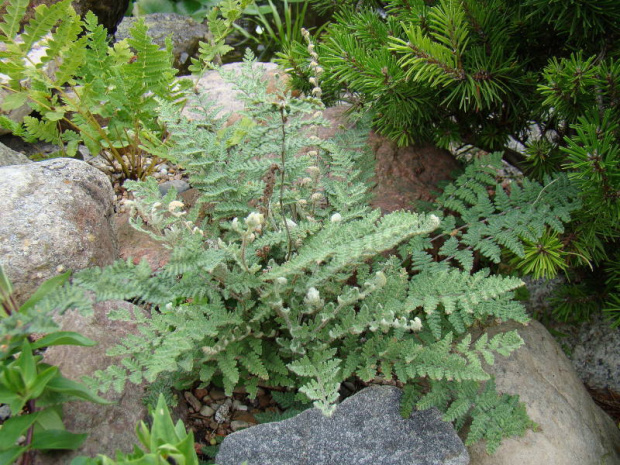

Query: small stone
[233,386,247,394]
[232,399,248,411]
[208,420,219,430]
[343,381,356,392]
[231,411,257,424]
[159,179,191,196]
[194,388,209,400]
[215,398,233,424]
[0,404,11,420]
[230,420,253,432]
[200,405,215,417]
[209,388,227,401]
[184,391,202,412]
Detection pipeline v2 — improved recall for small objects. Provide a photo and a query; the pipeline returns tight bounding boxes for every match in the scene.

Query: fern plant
[69,51,590,451]
[0,0,187,180]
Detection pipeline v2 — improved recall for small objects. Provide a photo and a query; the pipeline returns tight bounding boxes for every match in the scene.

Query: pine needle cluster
[278,0,620,324]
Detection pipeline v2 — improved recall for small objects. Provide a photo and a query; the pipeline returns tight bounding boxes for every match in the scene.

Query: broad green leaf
[32,332,97,350]
[34,406,64,431]
[0,386,25,414]
[44,110,65,121]
[0,412,40,449]
[0,446,27,464]
[29,429,88,451]
[45,375,112,404]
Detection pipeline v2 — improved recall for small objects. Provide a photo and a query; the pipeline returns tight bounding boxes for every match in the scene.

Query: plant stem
[279,107,293,260]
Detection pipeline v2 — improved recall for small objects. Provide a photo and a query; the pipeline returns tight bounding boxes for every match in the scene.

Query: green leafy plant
[234,0,325,61]
[71,394,199,465]
[68,48,588,451]
[0,265,106,465]
[131,0,220,19]
[0,0,187,181]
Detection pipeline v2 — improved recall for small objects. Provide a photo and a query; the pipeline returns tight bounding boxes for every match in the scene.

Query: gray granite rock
[569,313,620,392]
[216,385,469,465]
[522,277,620,394]
[0,158,118,304]
[0,141,31,166]
[116,13,208,74]
[467,320,620,465]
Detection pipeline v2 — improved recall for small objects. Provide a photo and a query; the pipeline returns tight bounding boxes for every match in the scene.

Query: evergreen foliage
[67,52,587,451]
[279,0,620,323]
[0,0,187,180]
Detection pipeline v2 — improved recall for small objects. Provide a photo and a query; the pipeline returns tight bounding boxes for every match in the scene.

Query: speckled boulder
[217,385,469,465]
[0,158,118,304]
[0,141,31,166]
[115,13,208,74]
[467,320,620,465]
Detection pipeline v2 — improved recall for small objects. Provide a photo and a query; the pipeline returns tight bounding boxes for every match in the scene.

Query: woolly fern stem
[279,105,293,260]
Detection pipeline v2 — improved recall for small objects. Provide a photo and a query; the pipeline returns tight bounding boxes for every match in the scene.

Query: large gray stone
[216,385,469,465]
[36,300,148,464]
[116,13,208,74]
[0,158,118,304]
[568,313,620,393]
[0,141,31,166]
[467,320,620,465]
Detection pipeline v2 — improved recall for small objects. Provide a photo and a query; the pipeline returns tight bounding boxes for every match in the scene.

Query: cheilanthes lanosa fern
[0,0,187,180]
[72,51,590,451]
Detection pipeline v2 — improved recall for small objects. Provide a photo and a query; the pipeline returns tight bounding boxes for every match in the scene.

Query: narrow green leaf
[28,365,59,399]
[16,341,37,389]
[19,270,71,314]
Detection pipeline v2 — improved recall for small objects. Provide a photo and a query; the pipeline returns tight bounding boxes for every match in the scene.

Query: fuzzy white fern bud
[245,212,265,231]
[429,214,441,229]
[330,213,342,223]
[305,287,324,308]
[374,271,387,287]
[168,200,185,217]
[307,165,320,177]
